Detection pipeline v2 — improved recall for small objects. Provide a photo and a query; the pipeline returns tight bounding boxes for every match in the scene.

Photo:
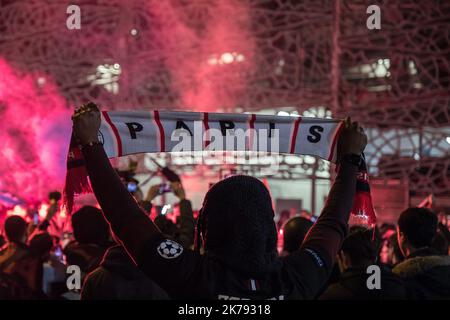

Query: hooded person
[197,175,278,278]
[71,102,368,299]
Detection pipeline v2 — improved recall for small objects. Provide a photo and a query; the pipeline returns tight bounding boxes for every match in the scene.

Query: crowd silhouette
[0,104,449,300]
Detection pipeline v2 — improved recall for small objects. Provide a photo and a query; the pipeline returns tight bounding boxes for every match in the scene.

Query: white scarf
[97,111,343,161]
[64,110,375,226]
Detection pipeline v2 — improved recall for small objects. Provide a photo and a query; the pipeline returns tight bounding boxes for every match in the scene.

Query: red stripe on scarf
[102,111,123,157]
[328,121,344,161]
[203,112,210,148]
[289,117,302,153]
[248,114,256,150]
[153,110,165,152]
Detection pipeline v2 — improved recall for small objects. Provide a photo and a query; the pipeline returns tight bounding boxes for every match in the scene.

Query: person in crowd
[435,210,450,255]
[277,210,291,230]
[154,215,178,238]
[0,216,43,299]
[29,232,66,298]
[279,215,343,296]
[82,178,194,300]
[320,226,407,299]
[386,232,404,267]
[38,192,61,232]
[64,206,112,274]
[145,181,195,249]
[0,235,5,248]
[432,231,449,256]
[81,244,169,300]
[393,207,450,299]
[72,102,367,299]
[281,216,314,256]
[299,209,314,220]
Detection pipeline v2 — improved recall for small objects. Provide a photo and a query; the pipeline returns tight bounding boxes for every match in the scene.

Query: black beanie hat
[200,175,278,277]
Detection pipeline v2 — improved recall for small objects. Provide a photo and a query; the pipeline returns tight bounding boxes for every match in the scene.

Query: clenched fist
[72,102,101,145]
[337,117,368,161]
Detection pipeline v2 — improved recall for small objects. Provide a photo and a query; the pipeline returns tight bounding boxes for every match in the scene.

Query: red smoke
[0,59,71,202]
[0,0,257,202]
[148,0,255,111]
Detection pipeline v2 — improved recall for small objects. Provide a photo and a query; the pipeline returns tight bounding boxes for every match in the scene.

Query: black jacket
[393,247,450,299]
[81,245,169,300]
[319,265,407,300]
[82,144,358,299]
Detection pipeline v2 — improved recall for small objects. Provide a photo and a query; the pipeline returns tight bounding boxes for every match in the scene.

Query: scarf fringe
[62,135,92,214]
[349,156,377,226]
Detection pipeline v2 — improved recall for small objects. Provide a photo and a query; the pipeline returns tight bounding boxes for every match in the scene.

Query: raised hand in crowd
[337,117,368,162]
[145,185,162,203]
[171,182,186,201]
[72,102,101,146]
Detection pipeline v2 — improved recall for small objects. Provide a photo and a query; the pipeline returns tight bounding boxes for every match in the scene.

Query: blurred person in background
[0,235,5,248]
[431,231,449,256]
[435,210,450,255]
[29,231,66,298]
[145,179,195,249]
[64,206,112,273]
[0,215,43,299]
[82,176,193,300]
[280,216,314,257]
[63,205,112,299]
[393,207,450,299]
[81,242,169,300]
[386,232,404,267]
[320,226,406,300]
[276,209,291,231]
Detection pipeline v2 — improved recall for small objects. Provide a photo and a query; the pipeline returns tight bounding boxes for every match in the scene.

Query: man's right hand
[337,117,368,161]
[72,102,101,145]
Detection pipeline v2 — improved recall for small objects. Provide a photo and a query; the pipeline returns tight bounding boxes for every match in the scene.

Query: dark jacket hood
[83,245,169,300]
[201,175,279,278]
[393,248,450,298]
[101,245,143,280]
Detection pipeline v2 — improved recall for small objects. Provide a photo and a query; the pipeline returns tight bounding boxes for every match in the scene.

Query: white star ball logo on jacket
[157,239,183,259]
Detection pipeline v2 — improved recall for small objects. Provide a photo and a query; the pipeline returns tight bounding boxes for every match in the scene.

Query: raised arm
[72,103,161,261]
[171,182,195,248]
[302,118,368,264]
[284,118,367,297]
[300,159,357,267]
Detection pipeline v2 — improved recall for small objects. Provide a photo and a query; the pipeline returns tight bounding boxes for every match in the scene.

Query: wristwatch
[342,153,363,167]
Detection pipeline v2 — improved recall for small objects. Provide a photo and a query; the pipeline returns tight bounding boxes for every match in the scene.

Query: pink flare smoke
[0,59,71,202]
[147,0,255,112]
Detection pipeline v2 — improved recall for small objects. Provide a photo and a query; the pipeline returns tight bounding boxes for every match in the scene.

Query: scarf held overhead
[63,110,376,224]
